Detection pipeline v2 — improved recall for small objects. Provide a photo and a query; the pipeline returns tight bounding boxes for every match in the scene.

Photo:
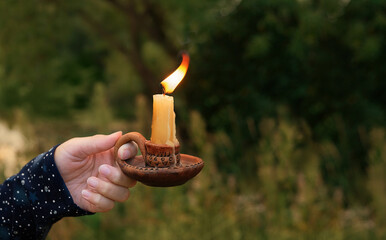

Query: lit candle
[150,53,190,146]
[150,94,178,146]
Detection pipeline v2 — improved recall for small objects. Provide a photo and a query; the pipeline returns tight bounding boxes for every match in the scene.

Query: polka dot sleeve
[0,145,94,240]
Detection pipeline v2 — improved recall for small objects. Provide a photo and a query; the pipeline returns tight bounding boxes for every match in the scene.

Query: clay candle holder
[114,132,204,187]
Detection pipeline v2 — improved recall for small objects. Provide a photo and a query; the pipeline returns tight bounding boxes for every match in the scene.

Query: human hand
[54,131,137,212]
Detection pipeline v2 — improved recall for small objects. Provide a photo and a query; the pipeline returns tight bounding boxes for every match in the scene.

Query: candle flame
[161,53,190,94]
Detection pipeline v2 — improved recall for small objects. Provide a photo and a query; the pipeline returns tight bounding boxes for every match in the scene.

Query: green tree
[186,0,386,198]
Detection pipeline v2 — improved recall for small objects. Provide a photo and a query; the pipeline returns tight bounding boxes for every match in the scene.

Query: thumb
[68,131,122,159]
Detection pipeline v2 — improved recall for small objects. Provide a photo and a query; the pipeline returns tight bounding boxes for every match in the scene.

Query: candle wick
[160,83,166,95]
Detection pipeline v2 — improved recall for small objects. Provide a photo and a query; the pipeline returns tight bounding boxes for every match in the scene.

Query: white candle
[150,94,179,146]
[150,53,189,146]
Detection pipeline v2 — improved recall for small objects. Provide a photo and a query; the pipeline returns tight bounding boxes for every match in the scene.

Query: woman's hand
[54,132,137,212]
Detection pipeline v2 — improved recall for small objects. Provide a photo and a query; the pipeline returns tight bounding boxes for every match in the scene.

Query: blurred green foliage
[0,0,385,239]
[187,0,386,187]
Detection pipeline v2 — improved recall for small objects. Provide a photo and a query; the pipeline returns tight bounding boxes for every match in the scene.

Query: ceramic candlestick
[114,132,204,187]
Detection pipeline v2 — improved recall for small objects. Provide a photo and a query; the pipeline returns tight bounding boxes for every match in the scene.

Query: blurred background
[0,0,385,239]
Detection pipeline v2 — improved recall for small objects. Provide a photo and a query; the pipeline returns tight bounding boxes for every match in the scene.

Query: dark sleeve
[0,145,94,240]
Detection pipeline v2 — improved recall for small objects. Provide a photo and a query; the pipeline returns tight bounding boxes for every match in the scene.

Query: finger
[118,142,138,160]
[87,177,130,202]
[81,189,115,212]
[99,164,137,188]
[68,131,122,159]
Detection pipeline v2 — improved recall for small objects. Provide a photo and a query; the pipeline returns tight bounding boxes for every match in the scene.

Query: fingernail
[109,131,121,136]
[120,148,130,160]
[82,190,91,199]
[87,178,98,188]
[99,165,111,176]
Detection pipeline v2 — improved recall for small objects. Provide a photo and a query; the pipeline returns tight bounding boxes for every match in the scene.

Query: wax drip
[172,145,176,166]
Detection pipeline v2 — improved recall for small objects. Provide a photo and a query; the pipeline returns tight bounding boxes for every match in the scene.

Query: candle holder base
[114,132,204,187]
[117,154,204,187]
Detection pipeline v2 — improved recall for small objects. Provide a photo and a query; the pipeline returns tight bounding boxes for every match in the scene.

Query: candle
[150,53,189,146]
[150,94,178,146]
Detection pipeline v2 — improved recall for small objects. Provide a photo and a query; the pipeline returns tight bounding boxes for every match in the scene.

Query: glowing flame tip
[161,53,190,94]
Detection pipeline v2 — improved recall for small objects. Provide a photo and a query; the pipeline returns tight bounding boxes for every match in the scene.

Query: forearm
[0,145,93,240]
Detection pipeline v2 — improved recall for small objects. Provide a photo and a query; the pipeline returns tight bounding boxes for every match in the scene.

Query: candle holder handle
[114,132,147,163]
